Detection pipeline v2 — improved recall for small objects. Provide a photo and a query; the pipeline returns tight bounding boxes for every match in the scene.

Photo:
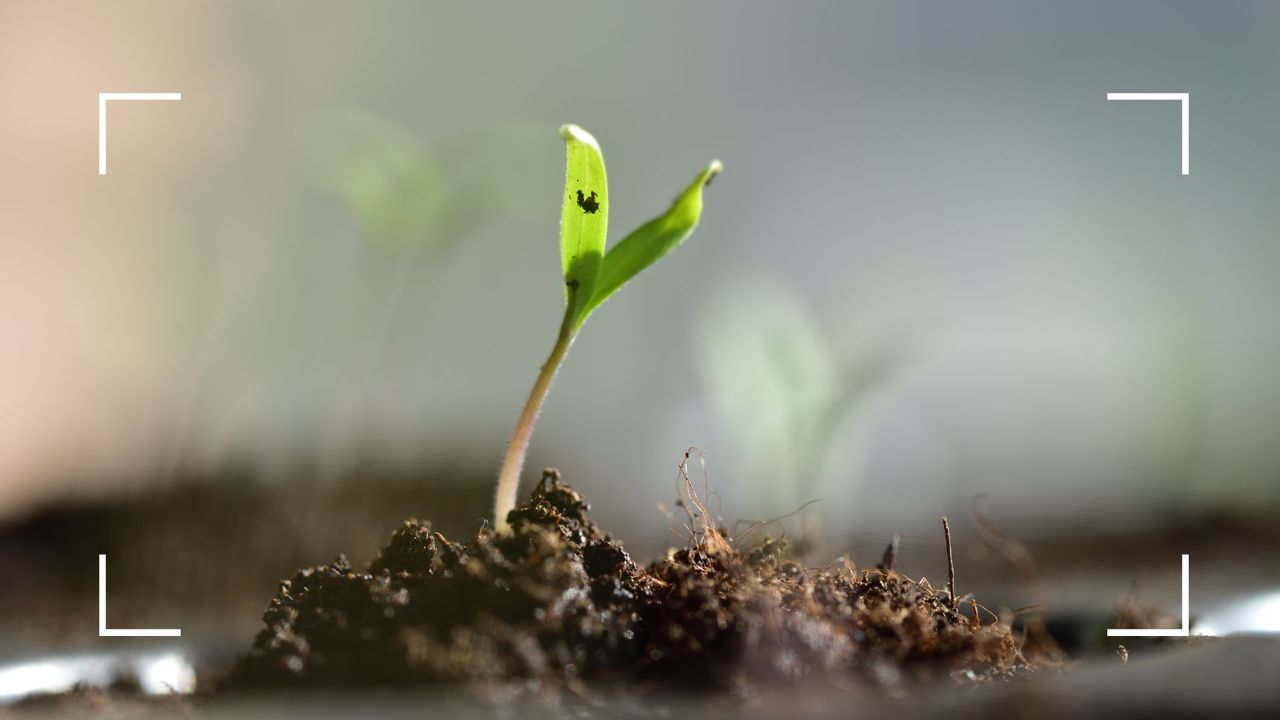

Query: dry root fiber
[225,470,1042,698]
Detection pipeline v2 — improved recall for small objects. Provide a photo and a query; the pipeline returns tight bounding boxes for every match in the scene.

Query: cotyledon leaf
[559,124,608,322]
[574,159,723,328]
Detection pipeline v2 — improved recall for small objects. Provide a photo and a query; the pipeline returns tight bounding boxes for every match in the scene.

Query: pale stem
[493,302,577,531]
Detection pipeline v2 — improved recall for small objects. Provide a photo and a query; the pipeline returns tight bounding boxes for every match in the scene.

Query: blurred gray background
[3,0,1280,551]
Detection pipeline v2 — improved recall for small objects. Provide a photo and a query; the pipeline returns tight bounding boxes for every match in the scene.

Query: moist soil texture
[223,470,1046,702]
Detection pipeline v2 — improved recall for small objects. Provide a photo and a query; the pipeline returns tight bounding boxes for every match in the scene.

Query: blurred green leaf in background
[297,107,538,260]
[290,109,540,455]
[695,273,907,511]
[301,108,450,252]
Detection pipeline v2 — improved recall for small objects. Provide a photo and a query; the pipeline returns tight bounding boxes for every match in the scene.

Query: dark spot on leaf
[566,278,580,291]
[575,190,600,214]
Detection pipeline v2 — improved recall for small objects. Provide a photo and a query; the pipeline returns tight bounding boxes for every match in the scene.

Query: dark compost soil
[223,470,1047,700]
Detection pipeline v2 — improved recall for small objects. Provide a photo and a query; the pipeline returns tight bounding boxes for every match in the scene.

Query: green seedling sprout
[493,124,722,532]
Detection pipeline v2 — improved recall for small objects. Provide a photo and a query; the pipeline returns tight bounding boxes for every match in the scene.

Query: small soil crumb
[224,471,1042,700]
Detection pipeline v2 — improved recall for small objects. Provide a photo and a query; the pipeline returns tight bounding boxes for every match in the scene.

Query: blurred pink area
[0,2,381,519]
[0,2,208,516]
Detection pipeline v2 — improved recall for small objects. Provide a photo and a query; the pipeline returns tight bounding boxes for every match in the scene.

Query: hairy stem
[493,301,578,531]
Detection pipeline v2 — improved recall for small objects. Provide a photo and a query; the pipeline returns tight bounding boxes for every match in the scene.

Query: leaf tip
[703,159,724,187]
[559,124,601,151]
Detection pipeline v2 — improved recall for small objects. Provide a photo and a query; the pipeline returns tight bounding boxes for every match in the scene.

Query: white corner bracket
[1105,92,1190,175]
[1107,553,1190,637]
[99,554,181,637]
[98,92,182,175]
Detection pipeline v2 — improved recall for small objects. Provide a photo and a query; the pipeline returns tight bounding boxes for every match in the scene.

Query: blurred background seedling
[297,109,539,453]
[694,272,910,531]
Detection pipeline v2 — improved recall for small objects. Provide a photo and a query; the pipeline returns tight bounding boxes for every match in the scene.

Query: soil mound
[225,470,1036,697]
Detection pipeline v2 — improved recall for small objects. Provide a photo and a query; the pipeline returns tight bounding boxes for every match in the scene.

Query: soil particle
[224,470,1040,699]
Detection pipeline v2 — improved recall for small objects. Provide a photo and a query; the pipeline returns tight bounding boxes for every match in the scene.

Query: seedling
[493,124,722,531]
